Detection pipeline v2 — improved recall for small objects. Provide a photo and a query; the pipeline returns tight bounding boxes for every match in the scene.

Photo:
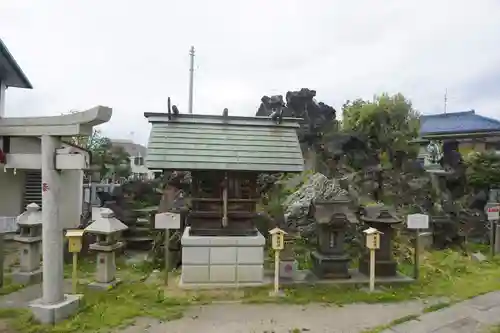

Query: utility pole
[444,89,448,114]
[188,46,195,114]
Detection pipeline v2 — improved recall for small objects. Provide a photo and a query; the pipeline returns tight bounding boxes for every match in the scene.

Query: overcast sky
[1,1,500,145]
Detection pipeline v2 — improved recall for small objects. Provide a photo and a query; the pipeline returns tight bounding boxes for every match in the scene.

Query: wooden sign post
[487,206,499,256]
[407,213,429,280]
[65,229,85,294]
[155,212,181,285]
[363,227,382,292]
[269,227,287,297]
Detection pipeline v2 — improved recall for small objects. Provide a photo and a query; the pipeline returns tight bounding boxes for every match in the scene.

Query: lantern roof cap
[269,227,287,235]
[360,204,401,224]
[84,208,128,235]
[17,202,42,226]
[65,229,85,238]
[363,227,383,235]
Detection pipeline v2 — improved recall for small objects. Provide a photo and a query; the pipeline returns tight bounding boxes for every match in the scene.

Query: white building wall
[0,169,24,216]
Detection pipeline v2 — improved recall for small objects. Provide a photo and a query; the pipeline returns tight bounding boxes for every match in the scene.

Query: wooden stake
[369,249,375,292]
[414,229,420,280]
[165,229,170,285]
[0,234,4,288]
[72,252,78,294]
[274,250,280,295]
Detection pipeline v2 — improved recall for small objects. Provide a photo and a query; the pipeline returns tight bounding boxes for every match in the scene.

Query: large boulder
[283,173,348,234]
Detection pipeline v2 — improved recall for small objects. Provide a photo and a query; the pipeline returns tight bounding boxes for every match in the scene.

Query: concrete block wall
[181,227,266,286]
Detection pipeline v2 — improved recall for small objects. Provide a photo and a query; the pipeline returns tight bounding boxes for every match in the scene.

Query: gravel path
[116,300,438,333]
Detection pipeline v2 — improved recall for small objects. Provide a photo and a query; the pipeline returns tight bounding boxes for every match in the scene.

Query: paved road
[116,300,437,333]
[382,290,500,333]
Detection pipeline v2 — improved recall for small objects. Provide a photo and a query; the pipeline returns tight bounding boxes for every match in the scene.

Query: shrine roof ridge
[144,112,302,128]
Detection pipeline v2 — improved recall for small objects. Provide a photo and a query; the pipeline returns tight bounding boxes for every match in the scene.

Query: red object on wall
[0,148,5,164]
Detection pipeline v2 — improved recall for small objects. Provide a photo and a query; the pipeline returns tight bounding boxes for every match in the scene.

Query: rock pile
[283,173,348,234]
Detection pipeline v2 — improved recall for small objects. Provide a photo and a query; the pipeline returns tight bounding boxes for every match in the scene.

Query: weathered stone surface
[283,173,348,234]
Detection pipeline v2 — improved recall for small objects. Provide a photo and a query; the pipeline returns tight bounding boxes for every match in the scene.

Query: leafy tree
[465,152,500,189]
[63,110,131,181]
[342,93,420,166]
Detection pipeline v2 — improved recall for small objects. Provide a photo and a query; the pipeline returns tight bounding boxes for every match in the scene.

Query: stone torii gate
[0,106,112,323]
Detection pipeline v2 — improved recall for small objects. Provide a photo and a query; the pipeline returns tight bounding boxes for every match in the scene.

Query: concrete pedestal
[12,236,42,285]
[311,251,351,279]
[29,294,83,324]
[180,227,265,288]
[88,243,122,290]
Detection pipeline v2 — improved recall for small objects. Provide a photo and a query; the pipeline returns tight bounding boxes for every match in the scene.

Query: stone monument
[85,208,128,289]
[12,203,43,285]
[311,196,357,279]
[358,204,402,277]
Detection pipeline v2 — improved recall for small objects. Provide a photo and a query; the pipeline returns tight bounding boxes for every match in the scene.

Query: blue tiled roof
[420,110,500,136]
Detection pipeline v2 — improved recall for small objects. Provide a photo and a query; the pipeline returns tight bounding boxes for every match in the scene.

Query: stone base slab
[12,269,42,285]
[311,251,351,279]
[88,278,121,291]
[29,294,82,324]
[180,227,265,287]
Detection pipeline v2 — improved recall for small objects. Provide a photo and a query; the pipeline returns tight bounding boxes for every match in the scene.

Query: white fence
[0,216,18,234]
[83,183,120,206]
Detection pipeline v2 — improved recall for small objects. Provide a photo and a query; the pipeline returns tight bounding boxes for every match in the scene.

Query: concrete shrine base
[175,268,413,290]
[180,227,266,288]
[269,269,414,287]
[12,269,42,285]
[29,294,82,324]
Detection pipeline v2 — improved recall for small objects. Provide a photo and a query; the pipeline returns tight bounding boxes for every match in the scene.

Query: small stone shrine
[13,203,43,284]
[311,195,358,279]
[358,204,402,277]
[144,110,304,287]
[85,208,128,289]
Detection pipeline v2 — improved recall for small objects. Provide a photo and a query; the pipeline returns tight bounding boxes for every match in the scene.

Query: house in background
[0,39,88,234]
[110,139,156,180]
[415,110,500,158]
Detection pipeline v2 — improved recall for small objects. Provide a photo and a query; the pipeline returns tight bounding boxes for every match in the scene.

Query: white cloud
[1,0,500,145]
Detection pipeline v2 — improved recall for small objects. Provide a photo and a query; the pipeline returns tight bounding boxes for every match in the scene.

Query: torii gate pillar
[0,106,112,324]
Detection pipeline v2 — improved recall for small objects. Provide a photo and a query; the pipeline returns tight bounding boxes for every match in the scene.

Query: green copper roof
[144,113,304,172]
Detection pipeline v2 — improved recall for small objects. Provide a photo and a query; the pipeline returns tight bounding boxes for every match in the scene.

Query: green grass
[1,282,187,333]
[361,314,419,333]
[244,249,500,305]
[489,325,500,333]
[3,248,500,333]
[423,301,453,313]
[0,276,25,296]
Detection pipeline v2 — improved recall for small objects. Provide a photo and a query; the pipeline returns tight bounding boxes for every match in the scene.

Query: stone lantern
[12,203,43,284]
[84,208,128,289]
[311,195,358,279]
[358,204,402,277]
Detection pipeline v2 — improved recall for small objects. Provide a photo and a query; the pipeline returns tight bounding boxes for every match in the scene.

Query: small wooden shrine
[144,111,304,237]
